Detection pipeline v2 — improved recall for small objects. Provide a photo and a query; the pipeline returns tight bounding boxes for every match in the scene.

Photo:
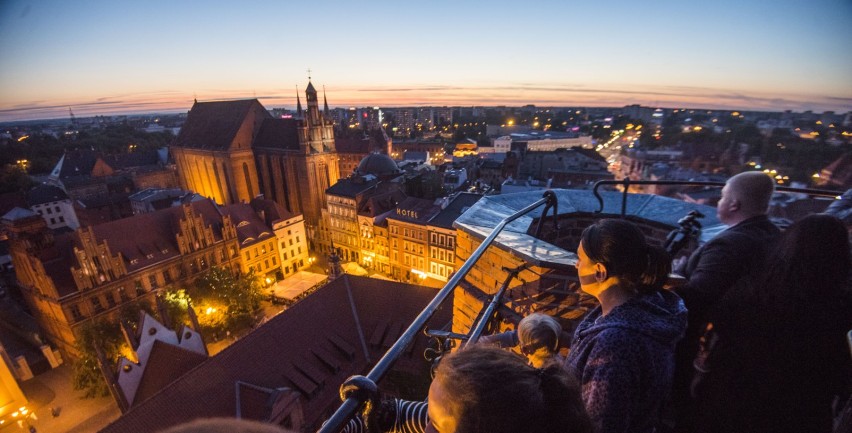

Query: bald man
[671,171,780,430]
[675,171,779,319]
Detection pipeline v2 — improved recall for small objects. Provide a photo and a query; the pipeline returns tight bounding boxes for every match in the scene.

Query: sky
[1,0,850,122]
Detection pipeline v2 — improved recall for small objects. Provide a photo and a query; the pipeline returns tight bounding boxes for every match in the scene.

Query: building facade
[2,200,242,358]
[170,83,340,246]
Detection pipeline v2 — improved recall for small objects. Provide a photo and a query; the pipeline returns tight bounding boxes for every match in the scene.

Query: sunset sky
[1,0,850,122]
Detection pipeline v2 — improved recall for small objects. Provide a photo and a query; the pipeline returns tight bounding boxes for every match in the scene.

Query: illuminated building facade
[387,197,441,283]
[1,200,242,358]
[170,83,339,244]
[324,153,404,263]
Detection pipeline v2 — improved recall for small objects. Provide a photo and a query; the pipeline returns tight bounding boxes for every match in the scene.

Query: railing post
[621,178,630,216]
[461,265,525,348]
[317,192,553,433]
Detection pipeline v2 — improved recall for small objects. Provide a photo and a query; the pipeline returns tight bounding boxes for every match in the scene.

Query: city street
[4,365,120,433]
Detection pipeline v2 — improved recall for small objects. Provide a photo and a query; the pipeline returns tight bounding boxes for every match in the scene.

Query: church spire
[296,85,302,117]
[323,85,329,116]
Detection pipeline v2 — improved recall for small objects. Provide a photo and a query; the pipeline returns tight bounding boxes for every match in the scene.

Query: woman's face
[575,242,603,296]
[426,378,457,433]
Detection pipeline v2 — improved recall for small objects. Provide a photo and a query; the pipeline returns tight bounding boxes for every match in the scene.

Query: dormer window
[130,259,139,265]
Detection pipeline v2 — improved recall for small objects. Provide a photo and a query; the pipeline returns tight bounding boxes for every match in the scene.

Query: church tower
[294,81,339,241]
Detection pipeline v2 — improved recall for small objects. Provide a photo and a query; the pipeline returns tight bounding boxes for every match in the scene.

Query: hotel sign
[396,208,419,219]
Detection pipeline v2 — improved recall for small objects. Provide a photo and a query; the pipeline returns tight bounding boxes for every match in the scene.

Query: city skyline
[1,0,851,123]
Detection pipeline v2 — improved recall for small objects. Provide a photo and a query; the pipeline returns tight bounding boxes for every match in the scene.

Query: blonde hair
[517,313,561,353]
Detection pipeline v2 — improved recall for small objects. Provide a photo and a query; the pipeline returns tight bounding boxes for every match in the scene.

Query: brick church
[170,82,340,243]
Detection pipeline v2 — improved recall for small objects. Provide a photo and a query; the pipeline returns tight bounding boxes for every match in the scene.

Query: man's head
[717,172,775,225]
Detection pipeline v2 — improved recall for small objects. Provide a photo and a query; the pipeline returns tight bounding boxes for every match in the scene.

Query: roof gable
[173,100,271,151]
[253,118,300,150]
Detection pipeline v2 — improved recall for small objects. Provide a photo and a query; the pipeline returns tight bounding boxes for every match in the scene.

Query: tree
[71,320,126,398]
[188,267,262,333]
[71,299,154,397]
[0,165,34,194]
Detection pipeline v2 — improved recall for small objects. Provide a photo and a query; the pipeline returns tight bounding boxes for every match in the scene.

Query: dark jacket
[693,283,852,433]
[675,214,780,327]
[564,290,687,433]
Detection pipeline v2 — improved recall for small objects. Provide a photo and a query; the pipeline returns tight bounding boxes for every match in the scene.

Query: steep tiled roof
[253,118,300,150]
[42,199,227,297]
[100,275,452,433]
[55,150,104,179]
[326,177,379,199]
[335,136,374,154]
[387,197,441,224]
[95,200,225,269]
[429,193,482,229]
[172,100,270,150]
[27,184,69,206]
[133,339,208,405]
[221,203,274,247]
[248,198,298,225]
[360,187,406,218]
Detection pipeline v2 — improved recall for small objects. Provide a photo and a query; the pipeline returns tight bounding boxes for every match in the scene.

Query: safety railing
[317,191,559,433]
[591,179,842,216]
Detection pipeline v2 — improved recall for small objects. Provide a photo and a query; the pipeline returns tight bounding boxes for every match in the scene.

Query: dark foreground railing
[317,191,559,433]
[591,179,842,216]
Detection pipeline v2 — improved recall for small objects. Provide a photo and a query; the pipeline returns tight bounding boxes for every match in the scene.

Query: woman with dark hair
[692,214,852,433]
[427,346,591,433]
[341,346,592,433]
[565,218,687,433]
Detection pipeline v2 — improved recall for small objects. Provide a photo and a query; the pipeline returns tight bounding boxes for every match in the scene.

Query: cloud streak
[1,82,849,123]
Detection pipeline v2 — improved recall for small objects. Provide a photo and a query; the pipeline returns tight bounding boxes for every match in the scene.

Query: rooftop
[453,189,720,269]
[100,275,451,433]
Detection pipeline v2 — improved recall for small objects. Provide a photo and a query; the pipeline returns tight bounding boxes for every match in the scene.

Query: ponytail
[639,245,671,293]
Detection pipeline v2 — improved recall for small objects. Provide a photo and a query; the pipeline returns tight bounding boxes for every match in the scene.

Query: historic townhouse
[2,200,241,358]
[387,197,441,283]
[426,193,481,282]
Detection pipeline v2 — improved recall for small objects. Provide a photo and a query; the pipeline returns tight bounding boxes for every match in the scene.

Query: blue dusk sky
[0,0,850,122]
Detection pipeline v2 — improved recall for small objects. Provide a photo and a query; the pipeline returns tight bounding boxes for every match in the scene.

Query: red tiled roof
[253,118,300,150]
[133,339,208,405]
[100,275,452,433]
[43,199,227,297]
[335,136,374,154]
[220,203,274,247]
[172,100,270,150]
[386,197,441,224]
[248,198,298,226]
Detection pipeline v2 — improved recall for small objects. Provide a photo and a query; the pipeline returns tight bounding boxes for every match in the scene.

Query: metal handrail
[317,190,558,433]
[591,179,842,216]
[460,264,525,348]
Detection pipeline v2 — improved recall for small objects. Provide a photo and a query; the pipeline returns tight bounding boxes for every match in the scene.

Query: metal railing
[591,179,842,216]
[317,191,558,433]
